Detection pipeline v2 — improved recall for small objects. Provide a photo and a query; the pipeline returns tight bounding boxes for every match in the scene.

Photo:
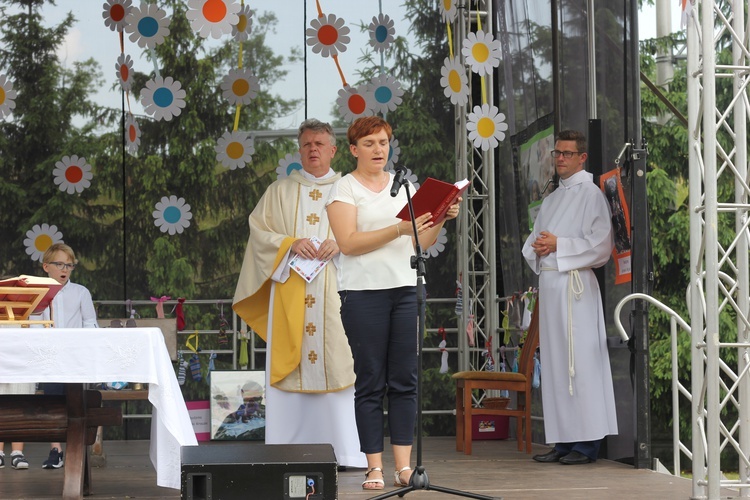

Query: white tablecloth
[0,328,198,489]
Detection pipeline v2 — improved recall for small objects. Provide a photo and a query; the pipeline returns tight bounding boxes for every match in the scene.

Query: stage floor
[0,438,705,499]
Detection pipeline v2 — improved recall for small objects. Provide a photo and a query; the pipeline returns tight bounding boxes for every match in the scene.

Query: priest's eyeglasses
[551,150,583,159]
[49,261,76,271]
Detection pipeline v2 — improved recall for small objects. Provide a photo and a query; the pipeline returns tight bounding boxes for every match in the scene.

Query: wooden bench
[0,386,122,499]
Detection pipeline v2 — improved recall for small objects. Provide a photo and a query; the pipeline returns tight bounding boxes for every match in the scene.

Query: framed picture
[209,370,266,441]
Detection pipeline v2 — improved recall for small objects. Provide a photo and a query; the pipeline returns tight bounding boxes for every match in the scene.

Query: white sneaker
[11,452,29,470]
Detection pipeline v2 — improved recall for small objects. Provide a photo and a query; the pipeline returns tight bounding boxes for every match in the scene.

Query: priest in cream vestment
[233,120,365,467]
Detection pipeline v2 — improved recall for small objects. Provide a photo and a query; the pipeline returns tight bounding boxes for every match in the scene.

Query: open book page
[288,236,329,284]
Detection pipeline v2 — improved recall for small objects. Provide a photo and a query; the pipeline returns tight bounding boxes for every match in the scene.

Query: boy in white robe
[522,130,618,465]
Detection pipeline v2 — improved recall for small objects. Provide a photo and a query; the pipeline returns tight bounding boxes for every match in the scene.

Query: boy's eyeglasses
[49,261,76,271]
[551,150,583,159]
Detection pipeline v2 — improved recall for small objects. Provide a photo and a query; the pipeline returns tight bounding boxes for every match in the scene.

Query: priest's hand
[316,239,339,261]
[291,238,318,260]
[531,231,557,256]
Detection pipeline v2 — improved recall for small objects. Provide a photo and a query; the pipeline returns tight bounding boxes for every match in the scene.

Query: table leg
[62,384,88,500]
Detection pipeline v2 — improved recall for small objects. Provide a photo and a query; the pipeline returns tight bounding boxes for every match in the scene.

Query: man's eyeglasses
[49,261,76,271]
[551,150,583,159]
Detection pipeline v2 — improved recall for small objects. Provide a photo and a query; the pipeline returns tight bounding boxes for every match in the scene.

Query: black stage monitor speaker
[181,442,337,500]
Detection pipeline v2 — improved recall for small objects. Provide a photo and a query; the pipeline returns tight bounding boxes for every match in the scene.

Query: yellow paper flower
[439,0,458,23]
[0,73,18,119]
[462,31,501,76]
[276,152,303,179]
[125,115,141,156]
[368,13,395,52]
[153,195,192,235]
[220,68,259,106]
[116,53,134,91]
[467,104,508,151]
[141,76,187,122]
[186,0,241,40]
[440,57,469,106]
[386,136,401,170]
[24,224,64,262]
[306,13,350,58]
[102,0,132,32]
[232,4,253,41]
[336,85,374,123]
[367,73,404,114]
[53,155,94,194]
[215,131,254,170]
[124,2,171,49]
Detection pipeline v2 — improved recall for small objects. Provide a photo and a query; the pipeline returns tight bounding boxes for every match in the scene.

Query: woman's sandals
[362,467,385,490]
[394,466,412,487]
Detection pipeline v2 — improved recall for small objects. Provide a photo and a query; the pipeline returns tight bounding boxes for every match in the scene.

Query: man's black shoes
[532,449,565,463]
[559,451,592,465]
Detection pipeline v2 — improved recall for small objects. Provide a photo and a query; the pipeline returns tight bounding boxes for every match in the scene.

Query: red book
[0,275,63,316]
[396,177,469,224]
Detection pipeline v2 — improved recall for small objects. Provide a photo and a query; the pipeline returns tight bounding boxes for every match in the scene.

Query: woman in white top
[326,116,459,490]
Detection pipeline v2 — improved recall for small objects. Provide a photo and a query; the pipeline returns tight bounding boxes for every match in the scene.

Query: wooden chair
[452,300,540,455]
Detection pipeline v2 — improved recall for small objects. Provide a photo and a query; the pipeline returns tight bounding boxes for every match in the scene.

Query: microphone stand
[369,180,500,500]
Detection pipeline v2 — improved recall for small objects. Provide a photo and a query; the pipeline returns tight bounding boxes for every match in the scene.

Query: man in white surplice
[522,130,618,465]
[233,119,366,468]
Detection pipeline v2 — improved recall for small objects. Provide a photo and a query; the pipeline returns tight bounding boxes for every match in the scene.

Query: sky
[15,1,682,129]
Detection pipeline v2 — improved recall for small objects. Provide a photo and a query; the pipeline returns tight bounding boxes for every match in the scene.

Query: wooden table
[0,328,198,499]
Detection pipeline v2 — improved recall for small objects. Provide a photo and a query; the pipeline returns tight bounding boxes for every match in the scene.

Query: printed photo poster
[520,126,555,230]
[210,370,266,440]
[600,168,632,284]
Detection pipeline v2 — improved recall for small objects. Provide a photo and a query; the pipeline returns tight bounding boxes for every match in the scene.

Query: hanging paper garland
[386,136,401,170]
[439,0,458,23]
[367,13,395,52]
[125,115,141,156]
[186,0,241,40]
[366,73,404,114]
[116,53,134,91]
[232,4,253,41]
[220,68,260,106]
[0,73,18,119]
[439,57,469,106]
[462,30,501,77]
[306,13,350,58]
[215,130,254,170]
[336,85,374,122]
[276,152,303,179]
[141,76,187,122]
[123,2,171,49]
[53,155,93,194]
[426,227,449,258]
[24,224,63,263]
[466,103,508,151]
[153,195,193,235]
[103,0,132,31]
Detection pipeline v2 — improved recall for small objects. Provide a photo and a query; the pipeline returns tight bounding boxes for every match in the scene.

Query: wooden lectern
[0,286,55,327]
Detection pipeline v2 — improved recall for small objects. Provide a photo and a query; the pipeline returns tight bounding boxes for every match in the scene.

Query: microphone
[390,165,407,197]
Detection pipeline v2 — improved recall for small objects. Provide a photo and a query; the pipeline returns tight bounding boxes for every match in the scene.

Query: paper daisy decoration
[116,53,134,91]
[440,57,469,106]
[125,115,141,155]
[461,31,502,76]
[439,0,458,23]
[141,76,186,121]
[24,224,64,262]
[124,2,170,49]
[388,164,420,191]
[232,4,253,41]
[153,195,192,235]
[220,68,260,106]
[426,227,449,258]
[53,155,94,194]
[0,73,17,119]
[467,104,508,151]
[386,136,401,170]
[215,131,255,170]
[368,13,395,52]
[276,152,303,179]
[102,0,132,32]
[336,85,374,123]
[367,73,404,114]
[186,0,241,40]
[306,13,350,58]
